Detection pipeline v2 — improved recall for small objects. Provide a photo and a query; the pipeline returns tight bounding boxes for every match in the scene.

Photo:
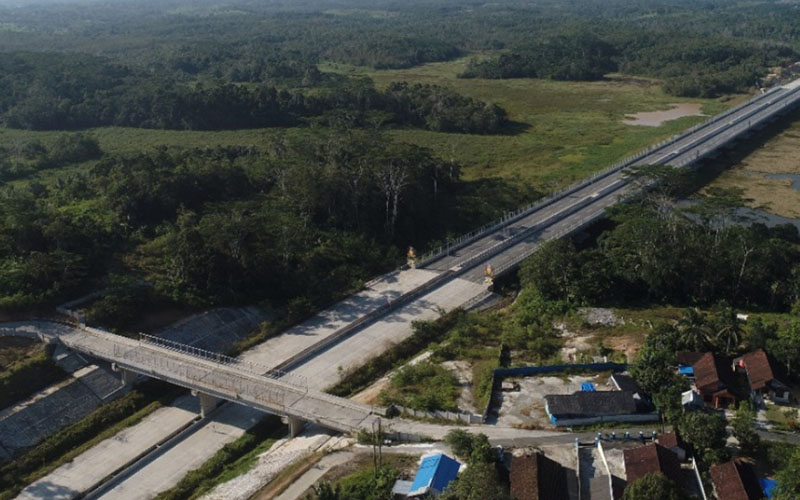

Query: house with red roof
[693,352,738,409]
[733,349,791,404]
[710,459,765,500]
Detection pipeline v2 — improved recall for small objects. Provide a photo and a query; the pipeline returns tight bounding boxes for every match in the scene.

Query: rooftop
[408,453,461,497]
[710,459,765,500]
[510,452,569,500]
[623,443,682,484]
[676,351,704,367]
[692,352,736,395]
[544,391,637,418]
[735,349,783,391]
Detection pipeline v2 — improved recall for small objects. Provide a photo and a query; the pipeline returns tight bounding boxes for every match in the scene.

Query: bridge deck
[59,327,376,433]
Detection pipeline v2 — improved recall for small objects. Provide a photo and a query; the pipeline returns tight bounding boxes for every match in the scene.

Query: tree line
[0,52,507,134]
[461,30,798,97]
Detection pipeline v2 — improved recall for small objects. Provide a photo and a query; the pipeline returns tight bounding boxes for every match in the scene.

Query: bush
[327,309,467,397]
[379,361,459,412]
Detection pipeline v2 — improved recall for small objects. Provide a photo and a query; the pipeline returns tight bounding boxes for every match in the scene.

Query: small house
[710,459,765,500]
[408,454,461,497]
[623,442,682,486]
[733,349,791,404]
[693,352,737,408]
[510,451,570,500]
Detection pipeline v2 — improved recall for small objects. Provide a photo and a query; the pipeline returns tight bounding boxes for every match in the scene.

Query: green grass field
[322,57,739,188]
[2,57,744,194]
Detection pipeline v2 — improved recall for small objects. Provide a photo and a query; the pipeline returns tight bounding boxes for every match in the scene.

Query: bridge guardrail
[417,85,791,269]
[138,333,308,389]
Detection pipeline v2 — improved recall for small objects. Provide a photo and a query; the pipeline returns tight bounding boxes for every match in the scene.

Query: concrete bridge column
[284,416,305,437]
[111,363,137,389]
[193,391,221,418]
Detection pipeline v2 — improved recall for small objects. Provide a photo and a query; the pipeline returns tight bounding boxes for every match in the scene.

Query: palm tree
[676,308,712,351]
[711,304,743,356]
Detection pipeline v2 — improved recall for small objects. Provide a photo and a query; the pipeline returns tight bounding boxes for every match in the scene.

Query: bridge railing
[138,333,308,389]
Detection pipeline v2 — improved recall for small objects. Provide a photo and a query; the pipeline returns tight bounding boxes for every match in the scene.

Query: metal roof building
[408,454,461,497]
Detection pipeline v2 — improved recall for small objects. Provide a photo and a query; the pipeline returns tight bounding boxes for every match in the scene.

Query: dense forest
[0,129,533,323]
[2,0,800,316]
[1,0,799,102]
[0,53,506,133]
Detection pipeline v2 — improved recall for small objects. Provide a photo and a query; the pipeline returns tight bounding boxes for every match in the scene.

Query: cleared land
[708,116,800,218]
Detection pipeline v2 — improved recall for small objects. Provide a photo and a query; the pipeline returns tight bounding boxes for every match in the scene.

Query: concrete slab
[16,396,199,500]
[97,403,262,500]
[240,268,439,369]
[290,277,488,389]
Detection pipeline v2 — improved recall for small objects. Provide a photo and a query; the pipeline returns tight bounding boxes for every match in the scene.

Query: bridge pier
[284,416,306,437]
[193,391,221,418]
[111,363,137,389]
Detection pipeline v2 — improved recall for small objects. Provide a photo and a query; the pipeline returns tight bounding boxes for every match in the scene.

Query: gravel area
[496,374,614,428]
[579,308,623,327]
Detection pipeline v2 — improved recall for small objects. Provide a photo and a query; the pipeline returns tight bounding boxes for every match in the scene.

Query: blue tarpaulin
[581,382,596,392]
[679,366,694,375]
[760,478,777,498]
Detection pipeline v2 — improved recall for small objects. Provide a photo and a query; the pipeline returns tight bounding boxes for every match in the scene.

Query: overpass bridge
[53,79,800,441]
[58,326,379,436]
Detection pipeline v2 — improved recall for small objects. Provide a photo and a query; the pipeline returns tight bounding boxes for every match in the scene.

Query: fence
[138,333,307,388]
[495,362,628,378]
[392,405,482,424]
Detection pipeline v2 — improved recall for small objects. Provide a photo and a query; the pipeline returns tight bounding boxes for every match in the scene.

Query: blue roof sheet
[581,382,596,391]
[408,454,460,496]
[760,477,777,498]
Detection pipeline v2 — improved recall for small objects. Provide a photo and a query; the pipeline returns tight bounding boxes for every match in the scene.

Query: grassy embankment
[0,380,182,500]
[0,344,66,410]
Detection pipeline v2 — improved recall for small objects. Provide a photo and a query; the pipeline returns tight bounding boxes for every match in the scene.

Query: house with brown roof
[710,459,765,500]
[656,432,687,461]
[623,442,682,486]
[510,452,571,500]
[693,352,738,409]
[733,349,791,404]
